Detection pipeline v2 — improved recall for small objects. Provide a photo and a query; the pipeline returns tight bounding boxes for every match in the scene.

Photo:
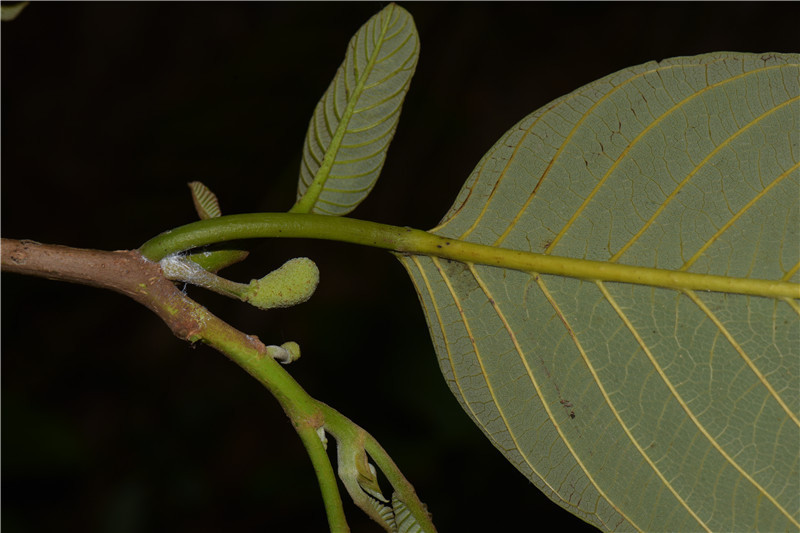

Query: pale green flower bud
[244,257,319,310]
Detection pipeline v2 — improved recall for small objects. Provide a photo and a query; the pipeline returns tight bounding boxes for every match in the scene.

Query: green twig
[1,239,435,531]
[296,423,350,533]
[192,302,434,531]
[187,303,351,530]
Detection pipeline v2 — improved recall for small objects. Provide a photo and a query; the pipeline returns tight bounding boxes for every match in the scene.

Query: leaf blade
[400,53,800,531]
[292,3,419,215]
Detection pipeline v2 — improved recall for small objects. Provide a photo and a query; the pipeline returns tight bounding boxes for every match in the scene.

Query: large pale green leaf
[399,53,799,531]
[292,3,419,215]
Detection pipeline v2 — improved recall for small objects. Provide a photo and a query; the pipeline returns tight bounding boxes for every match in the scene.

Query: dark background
[2,3,797,532]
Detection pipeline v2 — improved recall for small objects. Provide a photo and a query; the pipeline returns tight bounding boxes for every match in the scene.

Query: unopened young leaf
[189,181,222,220]
[392,493,424,533]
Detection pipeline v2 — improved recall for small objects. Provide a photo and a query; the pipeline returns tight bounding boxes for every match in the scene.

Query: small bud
[316,427,328,450]
[280,341,301,363]
[244,257,319,310]
[266,341,301,364]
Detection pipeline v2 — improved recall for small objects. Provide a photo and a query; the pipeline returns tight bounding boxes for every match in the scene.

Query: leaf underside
[399,53,799,531]
[295,3,419,215]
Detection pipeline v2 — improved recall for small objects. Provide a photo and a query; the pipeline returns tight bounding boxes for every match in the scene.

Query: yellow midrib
[401,228,799,300]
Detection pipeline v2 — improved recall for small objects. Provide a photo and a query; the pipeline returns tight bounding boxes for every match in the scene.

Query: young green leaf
[291,3,419,216]
[392,493,424,533]
[366,497,396,532]
[189,181,222,220]
[398,53,799,532]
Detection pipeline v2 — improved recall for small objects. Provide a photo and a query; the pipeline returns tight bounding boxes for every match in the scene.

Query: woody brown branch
[1,237,435,529]
[1,238,203,341]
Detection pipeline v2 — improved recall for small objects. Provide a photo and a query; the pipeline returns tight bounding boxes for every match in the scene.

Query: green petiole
[139,213,800,300]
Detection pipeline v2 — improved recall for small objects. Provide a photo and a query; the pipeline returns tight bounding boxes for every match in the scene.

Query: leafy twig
[0,237,434,532]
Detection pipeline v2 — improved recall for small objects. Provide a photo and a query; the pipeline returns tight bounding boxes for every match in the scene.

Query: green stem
[196,310,349,530]
[139,213,411,261]
[296,424,351,533]
[194,305,434,531]
[139,213,799,299]
[161,255,250,299]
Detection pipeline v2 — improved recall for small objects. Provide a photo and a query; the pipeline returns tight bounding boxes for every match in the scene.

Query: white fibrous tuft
[160,254,204,282]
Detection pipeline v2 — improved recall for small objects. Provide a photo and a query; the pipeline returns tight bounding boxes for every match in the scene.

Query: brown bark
[1,238,203,341]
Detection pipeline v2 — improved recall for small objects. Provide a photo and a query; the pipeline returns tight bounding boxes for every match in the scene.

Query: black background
[3,3,798,532]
